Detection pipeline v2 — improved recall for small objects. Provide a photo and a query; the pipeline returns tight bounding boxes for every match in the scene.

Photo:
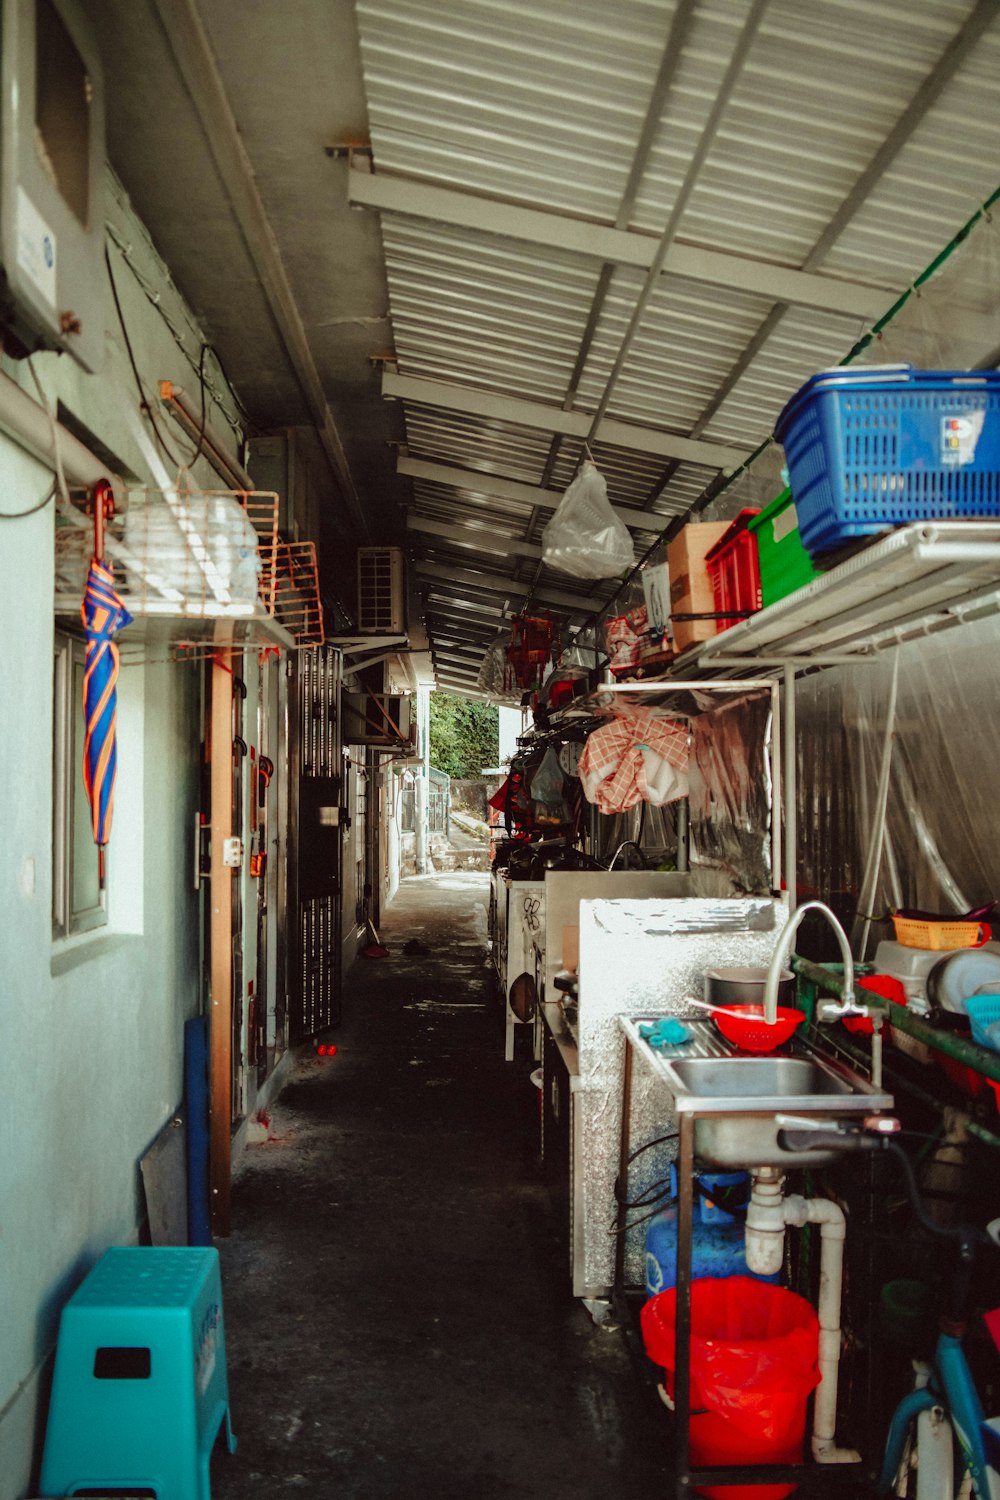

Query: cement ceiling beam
[399,456,662,534]
[384,371,749,471]
[350,169,891,321]
[153,0,369,540]
[408,514,543,561]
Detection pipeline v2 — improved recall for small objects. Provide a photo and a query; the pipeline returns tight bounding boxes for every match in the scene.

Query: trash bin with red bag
[641,1275,821,1500]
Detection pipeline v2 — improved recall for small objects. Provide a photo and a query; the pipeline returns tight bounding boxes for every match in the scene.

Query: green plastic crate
[747,488,822,607]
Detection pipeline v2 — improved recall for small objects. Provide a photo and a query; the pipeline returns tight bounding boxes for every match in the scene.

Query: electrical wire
[0,478,56,519]
[104,217,248,437]
[104,245,184,469]
[26,355,71,509]
[183,342,210,470]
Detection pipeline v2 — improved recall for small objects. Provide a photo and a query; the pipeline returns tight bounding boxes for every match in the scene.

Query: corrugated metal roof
[355,0,1000,688]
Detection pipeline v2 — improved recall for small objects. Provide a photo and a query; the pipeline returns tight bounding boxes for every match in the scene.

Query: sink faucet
[607,840,649,872]
[762,901,860,1025]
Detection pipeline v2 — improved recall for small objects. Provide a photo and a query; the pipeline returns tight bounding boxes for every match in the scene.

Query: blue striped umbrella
[81,559,132,875]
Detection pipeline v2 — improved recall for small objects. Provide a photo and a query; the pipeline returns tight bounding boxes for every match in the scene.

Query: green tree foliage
[428,692,499,779]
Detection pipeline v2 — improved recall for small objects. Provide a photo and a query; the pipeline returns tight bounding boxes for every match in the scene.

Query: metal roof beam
[434,649,484,668]
[408,514,543,560]
[400,456,662,534]
[416,560,600,614]
[351,168,889,321]
[427,625,501,646]
[384,371,749,471]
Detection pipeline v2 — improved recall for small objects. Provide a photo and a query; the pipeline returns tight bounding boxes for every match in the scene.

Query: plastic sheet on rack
[854,210,1000,373]
[602,574,648,677]
[688,693,772,894]
[788,621,1000,957]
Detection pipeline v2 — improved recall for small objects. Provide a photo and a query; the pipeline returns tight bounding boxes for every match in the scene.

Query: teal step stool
[40,1246,236,1499]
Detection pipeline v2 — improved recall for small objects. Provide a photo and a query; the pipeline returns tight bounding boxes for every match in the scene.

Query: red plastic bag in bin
[641,1276,820,1445]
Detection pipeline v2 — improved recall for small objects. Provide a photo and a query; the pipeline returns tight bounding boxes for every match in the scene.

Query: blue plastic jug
[644,1167,778,1297]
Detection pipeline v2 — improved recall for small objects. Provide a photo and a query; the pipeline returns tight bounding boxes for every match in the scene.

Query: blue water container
[644,1168,778,1297]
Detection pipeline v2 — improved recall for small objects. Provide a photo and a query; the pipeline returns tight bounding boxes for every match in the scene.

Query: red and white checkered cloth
[578,708,689,813]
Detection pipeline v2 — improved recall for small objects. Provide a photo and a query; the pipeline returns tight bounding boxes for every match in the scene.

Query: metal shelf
[686,521,1000,670]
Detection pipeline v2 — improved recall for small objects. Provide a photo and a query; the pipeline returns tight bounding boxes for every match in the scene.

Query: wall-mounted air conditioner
[357,546,405,635]
[0,0,105,371]
[342,691,413,748]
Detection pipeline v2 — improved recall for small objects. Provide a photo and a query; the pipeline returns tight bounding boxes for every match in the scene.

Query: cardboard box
[667,522,730,652]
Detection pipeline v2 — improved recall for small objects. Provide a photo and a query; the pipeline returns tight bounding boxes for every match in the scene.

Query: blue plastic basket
[963,993,1000,1053]
[775,365,1000,559]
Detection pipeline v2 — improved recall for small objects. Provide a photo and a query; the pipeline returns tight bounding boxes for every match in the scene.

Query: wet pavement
[211,871,671,1499]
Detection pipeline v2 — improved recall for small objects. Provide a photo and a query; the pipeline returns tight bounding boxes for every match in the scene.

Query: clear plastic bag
[541,461,635,580]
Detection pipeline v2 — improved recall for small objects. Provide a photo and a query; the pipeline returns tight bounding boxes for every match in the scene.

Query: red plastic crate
[705,509,762,632]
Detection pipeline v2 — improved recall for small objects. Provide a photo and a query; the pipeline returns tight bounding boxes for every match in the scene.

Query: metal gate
[288,647,344,1042]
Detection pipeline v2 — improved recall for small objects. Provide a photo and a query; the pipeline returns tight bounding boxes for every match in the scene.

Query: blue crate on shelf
[775,364,1000,559]
[964,993,1000,1053]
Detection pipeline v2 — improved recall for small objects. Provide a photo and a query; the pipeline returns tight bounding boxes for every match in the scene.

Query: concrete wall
[0,170,246,1496]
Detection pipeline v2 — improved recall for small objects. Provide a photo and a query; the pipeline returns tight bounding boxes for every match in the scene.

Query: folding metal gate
[288,647,344,1042]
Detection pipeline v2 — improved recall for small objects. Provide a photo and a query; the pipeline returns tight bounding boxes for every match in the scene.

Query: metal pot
[704,966,795,1008]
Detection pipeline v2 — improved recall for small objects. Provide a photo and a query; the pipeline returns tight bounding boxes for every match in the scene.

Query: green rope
[578,181,1000,635]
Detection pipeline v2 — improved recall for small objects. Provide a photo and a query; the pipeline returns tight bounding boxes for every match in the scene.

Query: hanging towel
[578,708,689,814]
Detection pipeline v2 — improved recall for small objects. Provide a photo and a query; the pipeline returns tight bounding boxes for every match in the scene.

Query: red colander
[713,1004,805,1052]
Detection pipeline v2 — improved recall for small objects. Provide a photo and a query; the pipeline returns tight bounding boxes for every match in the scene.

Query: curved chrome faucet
[762,901,857,1025]
[607,840,649,872]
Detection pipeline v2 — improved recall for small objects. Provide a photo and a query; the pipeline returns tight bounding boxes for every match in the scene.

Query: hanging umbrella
[81,483,131,885]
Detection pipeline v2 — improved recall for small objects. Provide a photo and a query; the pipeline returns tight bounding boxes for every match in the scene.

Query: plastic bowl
[713,1004,805,1052]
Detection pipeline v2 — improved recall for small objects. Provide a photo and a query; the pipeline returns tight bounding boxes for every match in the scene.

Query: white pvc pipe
[781,1195,860,1465]
[746,1178,860,1464]
[0,368,122,494]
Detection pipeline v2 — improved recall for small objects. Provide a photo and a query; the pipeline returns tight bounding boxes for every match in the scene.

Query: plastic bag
[541,461,635,580]
[641,1277,820,1444]
[125,492,260,606]
[530,746,567,825]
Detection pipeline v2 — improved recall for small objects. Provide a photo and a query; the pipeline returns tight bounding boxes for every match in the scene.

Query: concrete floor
[211,871,672,1499]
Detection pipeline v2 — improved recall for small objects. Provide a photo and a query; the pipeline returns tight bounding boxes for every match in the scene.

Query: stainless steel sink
[623,1018,894,1167]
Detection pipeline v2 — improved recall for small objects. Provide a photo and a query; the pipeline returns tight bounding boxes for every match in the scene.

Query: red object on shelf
[705,509,762,633]
[849,975,908,1035]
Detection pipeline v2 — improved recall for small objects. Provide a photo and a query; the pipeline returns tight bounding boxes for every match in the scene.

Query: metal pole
[674,1112,694,1498]
[675,799,689,873]
[783,666,797,915]
[415,684,431,874]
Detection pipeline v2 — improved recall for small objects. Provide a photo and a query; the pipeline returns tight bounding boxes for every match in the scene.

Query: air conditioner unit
[0,0,106,372]
[357,546,405,634]
[342,691,413,748]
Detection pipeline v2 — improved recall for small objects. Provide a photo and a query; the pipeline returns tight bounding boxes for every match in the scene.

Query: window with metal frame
[52,631,106,937]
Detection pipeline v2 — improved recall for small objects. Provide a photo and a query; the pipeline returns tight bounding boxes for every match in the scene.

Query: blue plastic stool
[40,1247,236,1499]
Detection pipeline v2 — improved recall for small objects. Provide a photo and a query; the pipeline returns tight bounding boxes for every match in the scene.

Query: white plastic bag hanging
[541,461,635,580]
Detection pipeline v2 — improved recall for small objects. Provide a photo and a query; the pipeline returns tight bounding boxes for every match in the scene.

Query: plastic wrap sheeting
[790,617,1000,960]
[688,692,772,894]
[576,896,787,1294]
[853,211,1000,374]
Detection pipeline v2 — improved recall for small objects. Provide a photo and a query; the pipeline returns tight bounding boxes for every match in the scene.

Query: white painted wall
[0,171,246,1496]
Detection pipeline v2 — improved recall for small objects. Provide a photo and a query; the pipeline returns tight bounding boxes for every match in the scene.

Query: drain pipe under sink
[745,1168,860,1465]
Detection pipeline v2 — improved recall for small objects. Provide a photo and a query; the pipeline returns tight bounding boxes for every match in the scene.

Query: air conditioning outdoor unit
[342,691,413,748]
[357,546,405,634]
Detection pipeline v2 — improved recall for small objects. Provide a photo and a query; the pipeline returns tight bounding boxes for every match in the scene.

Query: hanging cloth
[578,709,689,814]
